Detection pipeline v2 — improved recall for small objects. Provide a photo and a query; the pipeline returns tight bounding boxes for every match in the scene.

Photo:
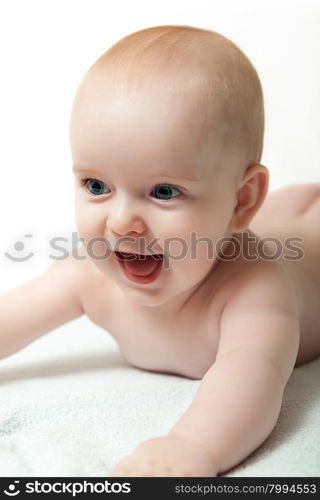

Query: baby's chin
[118,282,173,307]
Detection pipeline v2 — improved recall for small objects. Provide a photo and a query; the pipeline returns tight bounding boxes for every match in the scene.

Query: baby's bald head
[71,25,264,178]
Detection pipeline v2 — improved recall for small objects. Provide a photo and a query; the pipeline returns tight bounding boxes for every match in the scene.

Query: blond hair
[83,25,264,172]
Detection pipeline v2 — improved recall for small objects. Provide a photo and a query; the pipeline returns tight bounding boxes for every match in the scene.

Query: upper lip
[114,250,163,257]
[111,246,163,256]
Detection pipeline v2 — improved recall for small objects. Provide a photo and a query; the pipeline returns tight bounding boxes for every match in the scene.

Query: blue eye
[151,185,182,200]
[82,178,109,196]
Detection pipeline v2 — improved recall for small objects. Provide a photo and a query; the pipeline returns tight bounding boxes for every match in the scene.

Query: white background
[0,0,319,290]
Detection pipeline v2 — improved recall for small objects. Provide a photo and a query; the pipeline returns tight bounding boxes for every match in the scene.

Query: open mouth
[115,251,164,284]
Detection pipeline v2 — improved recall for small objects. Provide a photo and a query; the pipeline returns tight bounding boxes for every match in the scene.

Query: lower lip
[116,254,164,285]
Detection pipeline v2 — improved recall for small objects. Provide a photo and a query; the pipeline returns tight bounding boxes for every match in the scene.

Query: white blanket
[0,316,319,477]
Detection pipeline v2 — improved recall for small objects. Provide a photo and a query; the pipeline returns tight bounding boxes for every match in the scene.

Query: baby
[1,25,320,477]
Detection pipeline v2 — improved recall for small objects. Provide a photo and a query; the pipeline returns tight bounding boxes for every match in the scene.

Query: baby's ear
[228,164,269,233]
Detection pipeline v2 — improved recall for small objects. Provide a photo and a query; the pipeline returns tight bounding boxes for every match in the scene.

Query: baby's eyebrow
[72,165,100,174]
[146,171,201,182]
[73,165,201,182]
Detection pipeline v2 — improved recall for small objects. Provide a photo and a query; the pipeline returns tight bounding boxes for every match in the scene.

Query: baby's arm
[111,263,300,476]
[0,254,84,359]
[169,264,300,474]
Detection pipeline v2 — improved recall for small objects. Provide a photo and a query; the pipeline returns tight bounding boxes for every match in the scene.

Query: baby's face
[70,79,237,307]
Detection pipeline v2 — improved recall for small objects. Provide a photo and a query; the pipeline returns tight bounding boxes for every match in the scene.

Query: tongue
[122,255,162,276]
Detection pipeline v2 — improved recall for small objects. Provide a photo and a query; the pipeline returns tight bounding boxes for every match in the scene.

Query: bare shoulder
[65,247,116,321]
[223,259,298,312]
[46,247,89,312]
[213,230,299,315]
[204,231,299,334]
[0,247,89,358]
[214,258,300,380]
[46,245,106,314]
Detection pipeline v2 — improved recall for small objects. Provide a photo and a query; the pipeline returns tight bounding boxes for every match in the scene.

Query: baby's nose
[109,219,146,237]
[106,204,147,237]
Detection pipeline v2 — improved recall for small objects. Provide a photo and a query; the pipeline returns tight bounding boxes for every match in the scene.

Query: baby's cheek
[155,223,192,256]
[162,238,187,260]
[74,210,89,239]
[75,208,100,247]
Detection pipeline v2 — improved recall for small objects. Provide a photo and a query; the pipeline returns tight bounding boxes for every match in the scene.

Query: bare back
[250,183,320,365]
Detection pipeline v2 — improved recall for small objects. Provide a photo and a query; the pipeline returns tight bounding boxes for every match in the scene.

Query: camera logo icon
[4,234,34,262]
[4,481,20,496]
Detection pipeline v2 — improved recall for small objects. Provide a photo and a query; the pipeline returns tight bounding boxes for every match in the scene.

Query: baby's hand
[109,435,217,477]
